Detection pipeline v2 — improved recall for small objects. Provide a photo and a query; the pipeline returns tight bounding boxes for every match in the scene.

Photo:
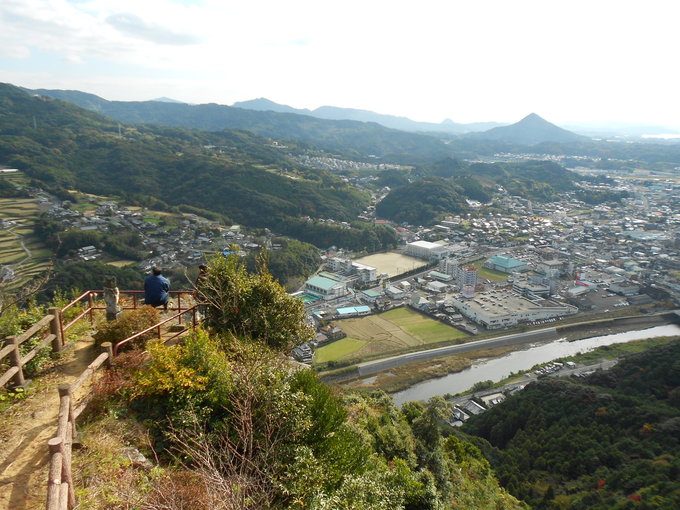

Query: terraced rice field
[314,307,468,363]
[0,197,52,289]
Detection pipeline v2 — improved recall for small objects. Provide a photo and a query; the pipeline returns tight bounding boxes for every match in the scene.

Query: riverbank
[325,311,679,392]
[340,346,515,393]
[391,323,680,405]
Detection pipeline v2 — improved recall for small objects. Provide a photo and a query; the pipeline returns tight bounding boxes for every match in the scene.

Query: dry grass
[73,415,154,510]
[345,355,472,393]
[341,345,516,393]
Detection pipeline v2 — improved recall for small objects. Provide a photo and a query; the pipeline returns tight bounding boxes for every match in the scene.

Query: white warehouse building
[450,290,578,330]
[406,241,451,260]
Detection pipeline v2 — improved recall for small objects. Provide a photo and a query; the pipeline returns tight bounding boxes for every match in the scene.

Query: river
[391,324,680,406]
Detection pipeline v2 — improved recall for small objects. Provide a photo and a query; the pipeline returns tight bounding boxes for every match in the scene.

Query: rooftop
[487,255,527,269]
[306,275,344,291]
[336,306,371,315]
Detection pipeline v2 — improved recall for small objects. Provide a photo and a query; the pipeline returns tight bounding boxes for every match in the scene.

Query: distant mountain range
[232,98,504,134]
[464,113,588,144]
[20,85,680,161]
[151,96,187,104]
[233,98,680,139]
[23,87,456,162]
[24,86,592,153]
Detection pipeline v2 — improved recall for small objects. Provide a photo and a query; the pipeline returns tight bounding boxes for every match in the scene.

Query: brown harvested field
[342,314,419,351]
[106,260,136,267]
[354,251,427,277]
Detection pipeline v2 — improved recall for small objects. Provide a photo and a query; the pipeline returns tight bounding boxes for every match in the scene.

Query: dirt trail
[0,337,98,510]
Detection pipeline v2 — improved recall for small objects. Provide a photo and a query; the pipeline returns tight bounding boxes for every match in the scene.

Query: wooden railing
[0,307,62,390]
[113,305,199,355]
[0,289,202,509]
[45,342,113,510]
[1,291,195,391]
[43,304,201,510]
[59,290,195,342]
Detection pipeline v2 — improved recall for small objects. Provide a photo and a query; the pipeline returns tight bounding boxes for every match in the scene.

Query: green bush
[0,300,52,378]
[93,306,160,350]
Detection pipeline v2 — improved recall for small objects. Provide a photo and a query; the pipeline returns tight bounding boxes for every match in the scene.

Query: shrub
[0,299,52,378]
[86,348,146,417]
[198,254,314,351]
[129,330,232,429]
[93,306,160,350]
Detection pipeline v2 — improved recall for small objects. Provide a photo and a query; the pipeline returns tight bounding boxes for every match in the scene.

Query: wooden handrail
[15,315,53,346]
[0,288,200,509]
[0,342,15,361]
[45,342,113,510]
[113,305,198,356]
[1,308,61,390]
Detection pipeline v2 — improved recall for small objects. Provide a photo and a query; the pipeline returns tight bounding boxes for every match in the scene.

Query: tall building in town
[458,266,478,298]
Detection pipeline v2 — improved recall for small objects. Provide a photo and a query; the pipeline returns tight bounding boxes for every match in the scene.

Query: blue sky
[2,0,680,128]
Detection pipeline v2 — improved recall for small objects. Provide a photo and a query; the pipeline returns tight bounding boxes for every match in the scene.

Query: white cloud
[105,12,200,45]
[1,0,680,126]
[0,43,31,59]
[61,54,84,64]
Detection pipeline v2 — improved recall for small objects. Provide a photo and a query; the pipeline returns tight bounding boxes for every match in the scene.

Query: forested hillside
[376,158,583,224]
[375,178,469,225]
[27,87,457,162]
[463,340,680,509]
[0,84,395,250]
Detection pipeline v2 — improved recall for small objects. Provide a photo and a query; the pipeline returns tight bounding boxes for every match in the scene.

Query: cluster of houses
[38,194,268,270]
[296,177,679,355]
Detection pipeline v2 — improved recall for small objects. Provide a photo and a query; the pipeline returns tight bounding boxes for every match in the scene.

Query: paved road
[357,327,558,376]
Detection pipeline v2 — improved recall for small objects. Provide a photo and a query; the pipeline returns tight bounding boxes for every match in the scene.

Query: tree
[197,253,313,351]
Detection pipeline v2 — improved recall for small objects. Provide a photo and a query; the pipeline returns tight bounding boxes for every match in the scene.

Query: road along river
[391,324,680,406]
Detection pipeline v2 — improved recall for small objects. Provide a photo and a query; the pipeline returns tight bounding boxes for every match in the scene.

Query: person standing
[144,266,170,310]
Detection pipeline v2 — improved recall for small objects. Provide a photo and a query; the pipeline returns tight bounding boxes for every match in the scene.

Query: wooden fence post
[49,307,63,353]
[101,342,113,367]
[58,384,76,440]
[87,292,94,325]
[4,335,26,389]
[47,437,63,510]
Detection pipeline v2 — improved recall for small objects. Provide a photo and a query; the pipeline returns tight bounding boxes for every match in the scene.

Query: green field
[469,258,509,283]
[314,307,468,364]
[380,307,465,343]
[314,337,367,363]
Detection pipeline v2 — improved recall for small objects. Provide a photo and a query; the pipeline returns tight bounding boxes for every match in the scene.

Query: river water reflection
[391,324,680,406]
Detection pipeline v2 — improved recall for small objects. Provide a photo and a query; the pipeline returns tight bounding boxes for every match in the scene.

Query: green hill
[0,83,395,250]
[26,86,456,163]
[463,340,680,509]
[375,158,580,225]
[375,177,469,225]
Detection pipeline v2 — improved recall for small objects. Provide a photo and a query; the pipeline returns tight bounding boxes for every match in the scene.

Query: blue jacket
[144,274,170,305]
